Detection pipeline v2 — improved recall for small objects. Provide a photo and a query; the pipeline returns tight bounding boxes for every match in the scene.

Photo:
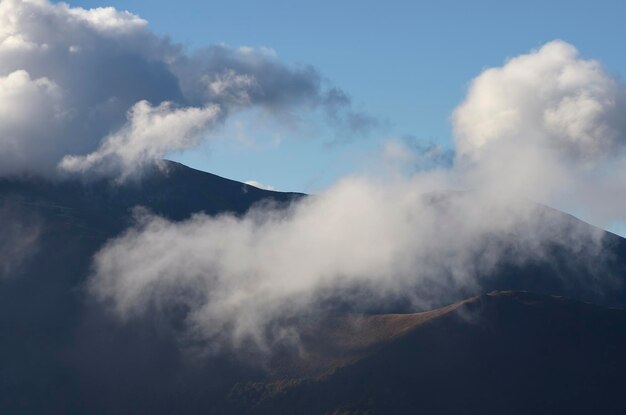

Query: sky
[63,0,626,193]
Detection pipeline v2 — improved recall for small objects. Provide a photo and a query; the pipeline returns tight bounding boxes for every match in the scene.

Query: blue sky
[65,0,626,193]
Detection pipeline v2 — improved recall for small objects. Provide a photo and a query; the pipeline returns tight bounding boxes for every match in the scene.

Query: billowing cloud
[453,40,626,224]
[60,101,221,180]
[87,40,626,354]
[454,40,626,161]
[0,69,64,176]
[0,0,372,178]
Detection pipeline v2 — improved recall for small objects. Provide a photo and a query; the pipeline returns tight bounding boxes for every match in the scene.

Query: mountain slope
[1,162,626,414]
[0,162,301,414]
[244,291,626,415]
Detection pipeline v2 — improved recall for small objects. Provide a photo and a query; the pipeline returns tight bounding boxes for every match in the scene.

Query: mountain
[240,291,626,414]
[0,161,302,414]
[1,161,625,414]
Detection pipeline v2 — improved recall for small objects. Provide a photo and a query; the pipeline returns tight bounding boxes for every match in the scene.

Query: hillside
[0,161,301,414]
[241,291,626,414]
[1,162,626,414]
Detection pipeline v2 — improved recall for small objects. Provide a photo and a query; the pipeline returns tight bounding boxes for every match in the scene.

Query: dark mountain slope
[246,291,626,415]
[0,162,301,414]
[1,162,626,413]
[0,160,301,232]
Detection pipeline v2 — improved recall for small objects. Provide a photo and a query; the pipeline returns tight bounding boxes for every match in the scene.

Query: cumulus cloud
[454,40,626,224]
[86,40,626,354]
[454,40,626,161]
[0,69,65,176]
[0,0,373,178]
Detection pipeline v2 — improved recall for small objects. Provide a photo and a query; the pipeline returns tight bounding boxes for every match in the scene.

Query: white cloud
[65,5,148,33]
[453,40,626,224]
[0,0,372,178]
[0,69,65,176]
[454,40,626,162]
[60,101,220,180]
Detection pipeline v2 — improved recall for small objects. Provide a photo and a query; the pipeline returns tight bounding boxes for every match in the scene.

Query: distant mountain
[1,161,625,414]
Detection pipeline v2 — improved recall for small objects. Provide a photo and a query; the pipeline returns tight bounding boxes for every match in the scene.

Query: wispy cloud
[60,101,221,181]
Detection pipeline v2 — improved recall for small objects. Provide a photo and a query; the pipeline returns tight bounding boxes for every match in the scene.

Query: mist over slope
[87,177,626,353]
[1,161,626,413]
[0,161,300,413]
